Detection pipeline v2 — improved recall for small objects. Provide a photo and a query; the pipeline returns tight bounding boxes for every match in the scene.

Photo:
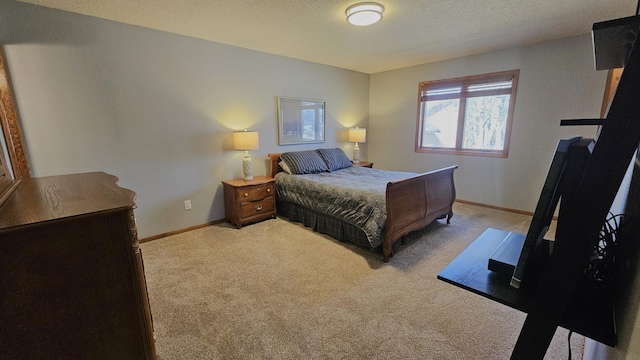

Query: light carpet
[140,202,583,359]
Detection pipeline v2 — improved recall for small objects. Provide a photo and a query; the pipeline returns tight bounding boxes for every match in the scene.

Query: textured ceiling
[17,0,638,74]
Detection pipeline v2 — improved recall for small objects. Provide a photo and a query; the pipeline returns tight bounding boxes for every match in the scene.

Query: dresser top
[0,172,136,231]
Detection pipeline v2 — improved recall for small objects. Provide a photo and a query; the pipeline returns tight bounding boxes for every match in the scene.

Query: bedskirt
[276,200,374,249]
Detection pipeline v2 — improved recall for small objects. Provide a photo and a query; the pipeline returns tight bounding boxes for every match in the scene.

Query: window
[415,69,519,157]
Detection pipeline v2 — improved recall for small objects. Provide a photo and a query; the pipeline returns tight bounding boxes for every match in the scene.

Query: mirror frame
[0,44,30,179]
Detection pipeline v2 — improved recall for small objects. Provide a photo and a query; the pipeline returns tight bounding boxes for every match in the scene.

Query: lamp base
[352,143,360,164]
[243,152,253,181]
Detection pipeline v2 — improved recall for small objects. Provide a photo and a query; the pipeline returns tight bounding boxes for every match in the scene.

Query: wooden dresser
[222,176,276,228]
[0,172,156,360]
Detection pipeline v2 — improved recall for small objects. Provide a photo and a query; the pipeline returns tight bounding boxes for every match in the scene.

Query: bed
[268,148,458,262]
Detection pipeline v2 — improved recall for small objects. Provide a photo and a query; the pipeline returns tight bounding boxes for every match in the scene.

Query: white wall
[369,35,605,213]
[0,2,370,238]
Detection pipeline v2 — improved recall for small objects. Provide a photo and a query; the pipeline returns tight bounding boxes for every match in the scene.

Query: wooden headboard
[268,153,284,178]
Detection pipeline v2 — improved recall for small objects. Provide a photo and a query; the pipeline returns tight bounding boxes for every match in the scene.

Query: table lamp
[233,130,259,181]
[348,127,366,163]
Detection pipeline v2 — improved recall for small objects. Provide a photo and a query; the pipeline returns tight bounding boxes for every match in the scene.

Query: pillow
[278,161,292,174]
[316,148,352,171]
[280,150,328,174]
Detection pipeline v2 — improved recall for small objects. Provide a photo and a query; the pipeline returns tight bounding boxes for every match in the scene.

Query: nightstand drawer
[236,183,274,202]
[240,196,275,218]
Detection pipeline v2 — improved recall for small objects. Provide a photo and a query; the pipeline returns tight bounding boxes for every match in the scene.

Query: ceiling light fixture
[346,2,384,26]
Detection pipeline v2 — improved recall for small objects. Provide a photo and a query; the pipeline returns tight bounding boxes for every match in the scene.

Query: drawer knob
[255,204,263,211]
[266,188,271,193]
[244,192,248,197]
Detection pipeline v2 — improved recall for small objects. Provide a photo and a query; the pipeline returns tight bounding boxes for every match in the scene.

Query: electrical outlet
[184,200,192,210]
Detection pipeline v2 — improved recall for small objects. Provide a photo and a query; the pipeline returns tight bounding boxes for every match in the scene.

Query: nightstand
[352,161,373,168]
[222,176,276,228]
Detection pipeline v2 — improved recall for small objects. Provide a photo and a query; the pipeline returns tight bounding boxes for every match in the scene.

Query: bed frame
[269,153,458,262]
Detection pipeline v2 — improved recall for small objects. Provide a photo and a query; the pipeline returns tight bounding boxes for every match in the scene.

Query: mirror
[0,43,30,180]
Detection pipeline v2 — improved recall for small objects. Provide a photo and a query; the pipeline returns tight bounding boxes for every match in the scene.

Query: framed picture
[277,96,325,145]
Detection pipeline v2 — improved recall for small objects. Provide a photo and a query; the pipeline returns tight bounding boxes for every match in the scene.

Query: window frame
[415,69,519,158]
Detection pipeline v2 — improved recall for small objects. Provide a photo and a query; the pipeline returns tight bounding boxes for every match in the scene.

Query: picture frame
[277,96,325,145]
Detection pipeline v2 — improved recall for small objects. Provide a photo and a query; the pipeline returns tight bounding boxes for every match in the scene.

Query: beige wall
[0,2,369,239]
[2,4,609,234]
[369,35,604,213]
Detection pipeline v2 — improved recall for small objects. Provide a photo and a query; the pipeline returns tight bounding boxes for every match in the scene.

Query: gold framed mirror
[0,43,31,181]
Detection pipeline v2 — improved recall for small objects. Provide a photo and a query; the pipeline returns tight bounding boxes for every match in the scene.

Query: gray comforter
[275,166,418,247]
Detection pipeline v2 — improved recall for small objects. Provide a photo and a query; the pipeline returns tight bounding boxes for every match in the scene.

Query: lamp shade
[346,2,384,26]
[233,131,259,151]
[348,128,366,143]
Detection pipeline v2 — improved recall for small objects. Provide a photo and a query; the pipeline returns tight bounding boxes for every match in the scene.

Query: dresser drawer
[240,196,275,219]
[236,183,274,202]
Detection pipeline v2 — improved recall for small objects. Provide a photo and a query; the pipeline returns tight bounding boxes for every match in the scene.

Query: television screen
[510,136,585,288]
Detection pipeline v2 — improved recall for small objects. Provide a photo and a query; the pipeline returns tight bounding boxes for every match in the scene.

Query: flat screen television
[510,136,595,288]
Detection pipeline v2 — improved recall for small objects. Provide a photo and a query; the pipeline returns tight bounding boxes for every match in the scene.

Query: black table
[437,228,616,347]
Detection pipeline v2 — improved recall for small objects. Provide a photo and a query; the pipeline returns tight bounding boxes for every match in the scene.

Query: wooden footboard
[382,165,458,262]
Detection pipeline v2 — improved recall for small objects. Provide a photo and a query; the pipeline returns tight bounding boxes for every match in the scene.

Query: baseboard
[455,199,559,221]
[139,218,227,243]
[455,199,536,217]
